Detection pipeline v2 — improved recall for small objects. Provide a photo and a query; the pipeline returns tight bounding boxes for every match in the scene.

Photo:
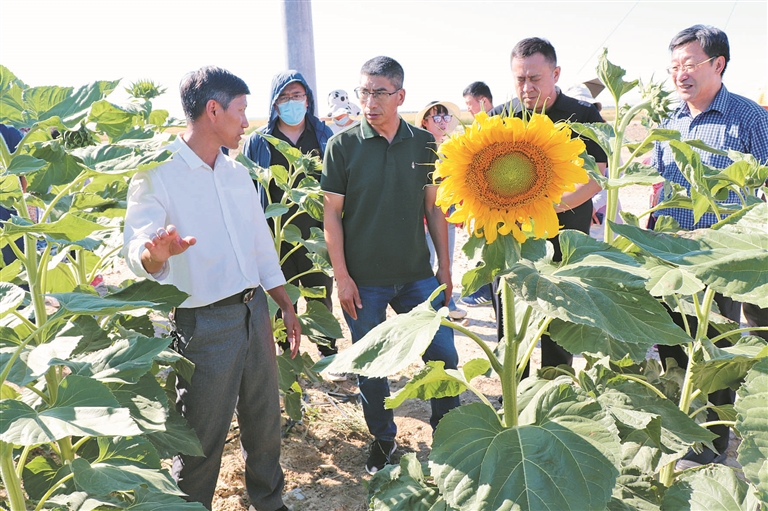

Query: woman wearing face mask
[414,101,466,321]
[242,71,341,368]
[323,89,361,134]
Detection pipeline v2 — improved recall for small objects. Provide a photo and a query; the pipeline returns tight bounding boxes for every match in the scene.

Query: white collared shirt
[123,136,285,308]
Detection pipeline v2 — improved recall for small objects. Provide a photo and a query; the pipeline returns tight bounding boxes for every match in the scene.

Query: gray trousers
[172,288,284,511]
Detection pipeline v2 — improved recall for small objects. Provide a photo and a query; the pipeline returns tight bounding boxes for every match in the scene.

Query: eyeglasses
[276,93,307,104]
[354,87,401,101]
[666,56,716,75]
[430,114,453,124]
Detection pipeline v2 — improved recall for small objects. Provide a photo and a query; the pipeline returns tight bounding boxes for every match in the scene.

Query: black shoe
[366,439,396,475]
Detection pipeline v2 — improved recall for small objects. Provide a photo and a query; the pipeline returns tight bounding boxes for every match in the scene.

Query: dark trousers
[743,302,768,341]
[278,245,337,356]
[657,293,741,454]
[172,289,285,511]
[492,201,592,376]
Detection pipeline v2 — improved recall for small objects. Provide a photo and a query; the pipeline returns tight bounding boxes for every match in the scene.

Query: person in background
[651,25,768,467]
[459,82,496,307]
[123,66,298,511]
[490,37,607,374]
[1,124,24,265]
[414,100,466,321]
[242,71,340,368]
[463,81,494,116]
[322,56,460,475]
[323,89,360,134]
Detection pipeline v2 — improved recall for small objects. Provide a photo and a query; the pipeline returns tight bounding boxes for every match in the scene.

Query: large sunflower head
[433,112,588,243]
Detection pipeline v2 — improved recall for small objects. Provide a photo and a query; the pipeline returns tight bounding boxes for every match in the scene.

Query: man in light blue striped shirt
[652,24,768,468]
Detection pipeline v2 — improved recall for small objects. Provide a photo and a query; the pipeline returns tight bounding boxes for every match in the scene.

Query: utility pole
[281,0,318,115]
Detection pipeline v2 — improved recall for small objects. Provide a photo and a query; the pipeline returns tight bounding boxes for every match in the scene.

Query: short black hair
[180,66,250,122]
[360,56,404,90]
[462,81,493,103]
[511,37,557,67]
[669,25,730,76]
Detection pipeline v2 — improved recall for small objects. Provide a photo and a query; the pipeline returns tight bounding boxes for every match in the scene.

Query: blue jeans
[344,276,460,441]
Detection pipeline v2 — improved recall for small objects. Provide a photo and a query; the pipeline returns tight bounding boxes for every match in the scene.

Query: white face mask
[333,115,349,126]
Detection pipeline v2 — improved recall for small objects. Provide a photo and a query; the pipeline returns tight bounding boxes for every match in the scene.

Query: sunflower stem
[501,278,518,428]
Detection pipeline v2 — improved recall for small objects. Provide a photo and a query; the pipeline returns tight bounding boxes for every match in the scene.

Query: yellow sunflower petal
[434,112,593,244]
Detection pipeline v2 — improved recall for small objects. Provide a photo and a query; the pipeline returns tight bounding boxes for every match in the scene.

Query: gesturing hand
[141,224,196,273]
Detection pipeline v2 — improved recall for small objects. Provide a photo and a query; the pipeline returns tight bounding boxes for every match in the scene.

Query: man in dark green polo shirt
[321,56,460,475]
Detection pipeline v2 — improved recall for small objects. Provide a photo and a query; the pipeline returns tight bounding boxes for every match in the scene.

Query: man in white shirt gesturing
[123,66,298,511]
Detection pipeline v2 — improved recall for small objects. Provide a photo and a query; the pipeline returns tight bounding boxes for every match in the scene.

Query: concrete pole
[281,0,319,115]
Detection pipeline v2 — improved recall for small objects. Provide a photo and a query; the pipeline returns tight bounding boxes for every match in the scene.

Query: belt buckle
[243,289,255,303]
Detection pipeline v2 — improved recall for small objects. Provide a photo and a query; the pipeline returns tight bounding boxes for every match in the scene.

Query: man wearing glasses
[243,71,338,360]
[321,56,459,475]
[651,25,768,468]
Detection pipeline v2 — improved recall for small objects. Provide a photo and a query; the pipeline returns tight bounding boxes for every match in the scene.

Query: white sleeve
[122,171,169,281]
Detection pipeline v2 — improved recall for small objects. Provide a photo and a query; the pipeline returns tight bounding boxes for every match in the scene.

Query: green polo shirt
[321,118,437,286]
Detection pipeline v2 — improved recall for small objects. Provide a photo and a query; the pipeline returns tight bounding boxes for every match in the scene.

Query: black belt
[178,288,257,311]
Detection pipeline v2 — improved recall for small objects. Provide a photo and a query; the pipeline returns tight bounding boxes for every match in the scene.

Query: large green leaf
[106,279,188,313]
[385,360,486,409]
[610,466,665,511]
[368,454,451,511]
[549,321,650,362]
[661,464,759,511]
[6,153,47,175]
[126,487,208,510]
[735,358,768,501]
[0,374,141,445]
[0,281,25,319]
[69,438,183,496]
[73,139,173,174]
[598,48,639,106]
[460,235,546,295]
[644,257,704,297]
[1,333,79,386]
[692,337,767,394]
[298,300,343,339]
[570,122,616,163]
[109,372,168,433]
[322,301,444,377]
[612,222,768,307]
[2,214,103,243]
[24,140,85,192]
[22,455,75,500]
[50,291,155,317]
[146,400,205,458]
[606,161,665,188]
[430,391,619,511]
[590,371,717,459]
[88,100,136,142]
[505,257,691,351]
[55,335,170,384]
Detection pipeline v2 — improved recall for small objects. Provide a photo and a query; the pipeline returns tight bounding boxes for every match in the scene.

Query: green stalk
[501,279,518,427]
[604,99,652,244]
[0,441,27,511]
[15,445,33,478]
[516,317,553,380]
[661,287,716,486]
[34,472,75,511]
[57,437,75,463]
[443,320,503,375]
[38,170,88,224]
[700,420,735,429]
[622,374,668,400]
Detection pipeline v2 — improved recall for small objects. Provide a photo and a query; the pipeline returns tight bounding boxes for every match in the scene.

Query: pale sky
[1,1,766,120]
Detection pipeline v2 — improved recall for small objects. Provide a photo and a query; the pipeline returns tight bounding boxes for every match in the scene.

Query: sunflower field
[322,51,768,510]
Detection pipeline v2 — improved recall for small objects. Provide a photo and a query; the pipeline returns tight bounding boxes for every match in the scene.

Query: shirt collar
[360,117,414,142]
[169,135,222,171]
[675,84,729,119]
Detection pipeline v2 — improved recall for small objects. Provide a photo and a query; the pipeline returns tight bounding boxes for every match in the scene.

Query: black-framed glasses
[276,93,307,104]
[430,114,453,124]
[354,87,401,101]
[666,56,716,75]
